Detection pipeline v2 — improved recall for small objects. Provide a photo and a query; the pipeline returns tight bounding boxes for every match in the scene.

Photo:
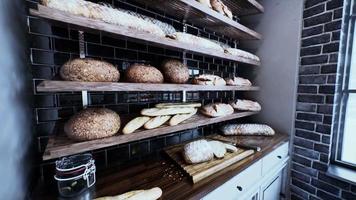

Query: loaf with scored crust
[221,124,275,136]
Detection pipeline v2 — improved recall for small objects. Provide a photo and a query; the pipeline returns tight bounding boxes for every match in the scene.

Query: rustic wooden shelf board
[30,6,261,65]
[165,140,255,183]
[131,0,262,40]
[36,80,260,92]
[43,111,258,160]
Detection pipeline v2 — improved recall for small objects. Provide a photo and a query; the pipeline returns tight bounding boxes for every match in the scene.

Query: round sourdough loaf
[64,108,121,141]
[60,58,120,82]
[161,59,189,84]
[125,63,164,83]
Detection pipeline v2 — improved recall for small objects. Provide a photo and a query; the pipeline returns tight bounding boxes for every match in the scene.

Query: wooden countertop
[33,133,289,200]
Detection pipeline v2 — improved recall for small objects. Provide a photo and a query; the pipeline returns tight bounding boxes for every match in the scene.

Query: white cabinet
[202,142,289,200]
[261,172,282,200]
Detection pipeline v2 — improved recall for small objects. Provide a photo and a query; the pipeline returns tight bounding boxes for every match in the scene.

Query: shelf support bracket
[182,90,187,102]
[78,30,85,58]
[82,91,88,108]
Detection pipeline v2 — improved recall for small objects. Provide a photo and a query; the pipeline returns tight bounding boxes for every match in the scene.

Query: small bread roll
[122,116,151,134]
[155,102,201,108]
[144,116,171,129]
[200,103,234,117]
[141,107,196,117]
[208,141,227,158]
[197,0,212,8]
[193,74,226,86]
[210,0,224,14]
[125,63,164,83]
[183,139,214,164]
[169,109,197,126]
[230,99,261,112]
[225,144,238,153]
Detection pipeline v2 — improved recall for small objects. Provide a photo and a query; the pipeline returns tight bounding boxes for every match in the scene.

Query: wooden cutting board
[165,139,255,183]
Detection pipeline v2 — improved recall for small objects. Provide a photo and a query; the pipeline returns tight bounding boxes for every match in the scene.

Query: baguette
[197,0,212,8]
[144,116,171,129]
[94,187,162,200]
[230,99,261,112]
[221,124,275,136]
[141,107,196,116]
[94,190,144,200]
[169,109,197,126]
[122,116,151,134]
[155,102,201,108]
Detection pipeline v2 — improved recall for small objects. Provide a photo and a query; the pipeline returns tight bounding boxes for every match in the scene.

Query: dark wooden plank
[43,111,259,160]
[30,6,261,65]
[36,80,260,92]
[33,134,289,200]
[131,0,262,40]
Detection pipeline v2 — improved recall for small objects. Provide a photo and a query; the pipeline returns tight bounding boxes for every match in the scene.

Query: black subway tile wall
[292,0,356,199]
[26,0,253,184]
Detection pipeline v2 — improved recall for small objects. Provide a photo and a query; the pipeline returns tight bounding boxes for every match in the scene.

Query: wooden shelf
[132,0,263,40]
[36,80,260,92]
[30,6,261,65]
[43,111,258,160]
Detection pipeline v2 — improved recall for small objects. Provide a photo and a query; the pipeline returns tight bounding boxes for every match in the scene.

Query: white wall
[241,0,304,135]
[0,0,33,198]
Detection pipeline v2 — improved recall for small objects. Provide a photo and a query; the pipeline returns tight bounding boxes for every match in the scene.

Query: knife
[210,138,261,152]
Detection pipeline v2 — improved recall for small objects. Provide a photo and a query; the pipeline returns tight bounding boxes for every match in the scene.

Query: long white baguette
[122,116,151,134]
[94,190,144,200]
[94,187,162,200]
[144,116,171,129]
[155,102,201,108]
[41,0,165,37]
[141,107,196,116]
[169,109,197,126]
[221,124,275,136]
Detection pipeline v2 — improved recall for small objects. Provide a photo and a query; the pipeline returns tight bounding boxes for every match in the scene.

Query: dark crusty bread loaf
[125,63,164,83]
[161,59,189,84]
[64,108,121,141]
[60,58,120,82]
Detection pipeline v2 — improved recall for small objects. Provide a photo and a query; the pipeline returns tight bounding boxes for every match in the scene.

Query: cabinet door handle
[236,186,243,191]
[277,155,282,159]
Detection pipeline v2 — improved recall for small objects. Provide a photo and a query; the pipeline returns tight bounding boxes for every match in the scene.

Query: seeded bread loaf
[221,124,275,136]
[60,58,120,82]
[64,108,121,141]
[125,64,164,83]
[161,59,189,84]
